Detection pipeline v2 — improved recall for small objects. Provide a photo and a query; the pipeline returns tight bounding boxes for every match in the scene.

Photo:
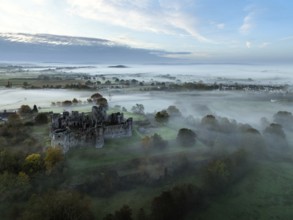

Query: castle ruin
[51,106,133,152]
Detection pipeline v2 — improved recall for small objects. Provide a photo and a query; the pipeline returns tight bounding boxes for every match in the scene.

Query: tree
[23,81,29,88]
[22,190,95,220]
[0,171,31,203]
[72,98,79,105]
[141,136,152,151]
[44,147,64,174]
[152,133,168,150]
[91,92,103,100]
[263,123,289,152]
[176,128,197,147]
[103,214,114,220]
[131,79,138,85]
[141,134,168,151]
[150,184,203,220]
[273,111,293,129]
[136,208,147,220]
[167,105,181,117]
[0,150,22,173]
[7,113,22,126]
[23,153,44,175]
[201,114,219,130]
[62,100,72,106]
[202,158,232,191]
[103,205,133,220]
[131,104,144,115]
[32,105,38,113]
[114,205,133,220]
[155,110,169,124]
[35,113,48,125]
[96,97,109,109]
[19,105,32,115]
[105,80,111,85]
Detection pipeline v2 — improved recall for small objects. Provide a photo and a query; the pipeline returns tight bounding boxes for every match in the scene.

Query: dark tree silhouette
[35,113,48,125]
[176,128,197,147]
[114,205,133,220]
[155,110,169,123]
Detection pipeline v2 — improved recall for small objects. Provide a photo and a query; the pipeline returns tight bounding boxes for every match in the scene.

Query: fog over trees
[1,63,293,219]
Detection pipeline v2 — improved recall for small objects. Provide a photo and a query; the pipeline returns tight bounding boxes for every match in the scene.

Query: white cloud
[240,13,254,34]
[0,32,117,46]
[67,0,211,43]
[165,12,213,43]
[162,51,210,60]
[246,41,251,48]
[0,1,75,35]
[110,35,161,49]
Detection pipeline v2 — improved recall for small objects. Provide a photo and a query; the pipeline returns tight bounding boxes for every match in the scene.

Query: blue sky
[0,0,292,63]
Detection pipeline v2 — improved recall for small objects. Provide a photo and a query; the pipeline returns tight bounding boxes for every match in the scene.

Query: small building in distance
[51,105,133,152]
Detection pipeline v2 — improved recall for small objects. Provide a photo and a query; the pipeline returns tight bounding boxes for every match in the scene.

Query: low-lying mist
[112,90,293,128]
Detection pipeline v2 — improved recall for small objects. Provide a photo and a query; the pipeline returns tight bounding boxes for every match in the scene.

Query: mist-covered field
[1,63,293,220]
[1,63,293,115]
[61,63,293,85]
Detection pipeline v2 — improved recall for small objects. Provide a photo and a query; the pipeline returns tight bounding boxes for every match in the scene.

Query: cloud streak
[67,0,211,43]
[239,5,259,35]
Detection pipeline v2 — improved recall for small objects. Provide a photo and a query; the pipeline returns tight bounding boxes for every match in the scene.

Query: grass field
[187,160,293,220]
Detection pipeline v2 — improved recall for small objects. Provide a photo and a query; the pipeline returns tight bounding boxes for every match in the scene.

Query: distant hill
[0,33,173,64]
[108,65,128,68]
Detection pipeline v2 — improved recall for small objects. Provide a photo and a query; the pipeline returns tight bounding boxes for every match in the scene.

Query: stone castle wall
[51,106,132,152]
[104,118,133,139]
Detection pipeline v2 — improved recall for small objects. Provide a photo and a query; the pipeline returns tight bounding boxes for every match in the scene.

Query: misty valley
[1,63,293,220]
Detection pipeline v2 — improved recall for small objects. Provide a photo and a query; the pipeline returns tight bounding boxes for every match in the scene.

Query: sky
[0,0,292,63]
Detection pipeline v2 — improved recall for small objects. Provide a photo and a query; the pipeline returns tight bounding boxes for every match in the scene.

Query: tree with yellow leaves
[23,153,44,175]
[44,147,64,174]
